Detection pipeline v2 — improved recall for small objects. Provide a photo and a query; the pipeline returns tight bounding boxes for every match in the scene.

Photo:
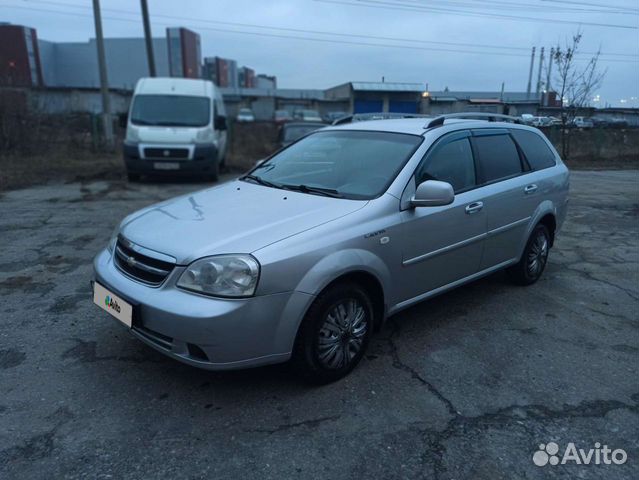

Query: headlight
[195,129,213,144]
[177,254,260,297]
[125,125,139,143]
[107,226,119,253]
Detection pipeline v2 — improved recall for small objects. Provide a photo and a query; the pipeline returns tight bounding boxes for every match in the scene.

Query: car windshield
[239,109,252,114]
[130,94,210,127]
[249,130,422,200]
[283,124,323,142]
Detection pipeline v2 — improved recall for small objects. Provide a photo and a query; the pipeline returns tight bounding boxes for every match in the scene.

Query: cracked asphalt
[0,170,637,479]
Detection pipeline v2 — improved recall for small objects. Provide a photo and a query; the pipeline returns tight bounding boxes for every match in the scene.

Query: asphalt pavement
[0,170,637,479]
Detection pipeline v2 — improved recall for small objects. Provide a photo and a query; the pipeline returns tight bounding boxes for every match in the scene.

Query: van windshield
[130,95,210,127]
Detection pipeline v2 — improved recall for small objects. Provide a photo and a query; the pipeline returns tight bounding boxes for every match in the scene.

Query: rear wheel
[507,224,550,285]
[292,282,373,384]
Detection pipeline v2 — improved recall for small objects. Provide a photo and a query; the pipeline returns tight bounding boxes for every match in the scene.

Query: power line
[538,0,639,14]
[410,0,637,14]
[3,3,637,63]
[15,0,639,59]
[317,0,639,29]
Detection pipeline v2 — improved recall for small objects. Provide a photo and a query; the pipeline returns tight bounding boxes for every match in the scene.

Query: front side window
[250,130,422,200]
[473,133,522,183]
[130,95,210,127]
[416,137,476,192]
[510,129,557,170]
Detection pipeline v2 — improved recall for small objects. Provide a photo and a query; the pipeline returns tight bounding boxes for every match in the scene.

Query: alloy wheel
[527,230,549,278]
[317,299,368,370]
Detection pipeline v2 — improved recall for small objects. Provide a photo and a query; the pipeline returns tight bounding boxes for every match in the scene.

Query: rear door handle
[465,201,483,214]
[524,184,538,194]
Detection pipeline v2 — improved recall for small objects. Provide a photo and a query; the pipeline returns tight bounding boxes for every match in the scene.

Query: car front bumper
[93,248,314,370]
[122,142,218,176]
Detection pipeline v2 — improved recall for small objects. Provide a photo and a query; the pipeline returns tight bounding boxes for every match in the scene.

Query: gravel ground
[0,170,637,479]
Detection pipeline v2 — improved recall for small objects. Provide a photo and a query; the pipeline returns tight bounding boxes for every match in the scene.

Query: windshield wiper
[239,174,281,189]
[281,184,343,198]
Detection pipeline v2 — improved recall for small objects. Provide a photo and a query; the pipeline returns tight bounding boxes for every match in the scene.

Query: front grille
[144,147,189,159]
[114,238,175,285]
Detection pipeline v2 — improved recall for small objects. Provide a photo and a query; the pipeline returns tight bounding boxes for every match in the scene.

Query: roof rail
[332,112,428,126]
[425,113,521,129]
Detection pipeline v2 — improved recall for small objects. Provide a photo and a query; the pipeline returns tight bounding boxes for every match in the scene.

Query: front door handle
[524,184,538,194]
[465,201,483,214]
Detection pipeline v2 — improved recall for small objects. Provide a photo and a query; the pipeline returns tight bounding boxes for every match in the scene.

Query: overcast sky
[3,0,639,107]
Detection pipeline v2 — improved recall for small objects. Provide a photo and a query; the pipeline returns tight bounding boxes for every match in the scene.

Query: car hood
[120,181,367,264]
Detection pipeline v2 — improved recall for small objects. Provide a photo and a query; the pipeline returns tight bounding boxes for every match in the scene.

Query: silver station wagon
[93,113,569,383]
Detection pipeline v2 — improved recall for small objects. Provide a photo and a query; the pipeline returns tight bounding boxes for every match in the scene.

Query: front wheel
[291,282,373,383]
[507,224,550,285]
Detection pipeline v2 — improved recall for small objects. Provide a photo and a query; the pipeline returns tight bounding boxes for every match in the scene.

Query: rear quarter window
[473,133,522,183]
[511,129,557,170]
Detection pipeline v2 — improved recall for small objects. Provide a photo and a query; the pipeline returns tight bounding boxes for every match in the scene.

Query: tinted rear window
[473,134,522,183]
[511,130,557,170]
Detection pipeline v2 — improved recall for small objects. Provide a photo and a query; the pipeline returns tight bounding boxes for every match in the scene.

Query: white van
[123,77,228,181]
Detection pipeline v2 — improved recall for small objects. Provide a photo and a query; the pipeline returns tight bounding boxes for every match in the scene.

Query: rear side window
[473,134,522,183]
[511,130,557,170]
[416,137,476,192]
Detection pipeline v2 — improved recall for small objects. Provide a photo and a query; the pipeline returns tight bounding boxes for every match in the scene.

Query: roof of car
[324,117,528,136]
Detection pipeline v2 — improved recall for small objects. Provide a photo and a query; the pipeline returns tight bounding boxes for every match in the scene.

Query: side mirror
[410,180,454,207]
[118,113,128,129]
[215,115,227,131]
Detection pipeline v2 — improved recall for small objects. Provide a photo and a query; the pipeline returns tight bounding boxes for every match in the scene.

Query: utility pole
[526,46,536,100]
[92,0,113,149]
[536,47,545,95]
[140,0,156,76]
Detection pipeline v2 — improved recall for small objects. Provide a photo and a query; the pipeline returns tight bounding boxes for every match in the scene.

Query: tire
[507,224,550,286]
[127,172,141,182]
[291,282,373,384]
[209,157,219,182]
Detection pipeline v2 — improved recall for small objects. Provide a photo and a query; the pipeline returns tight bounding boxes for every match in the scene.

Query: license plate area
[153,162,180,170]
[93,282,133,328]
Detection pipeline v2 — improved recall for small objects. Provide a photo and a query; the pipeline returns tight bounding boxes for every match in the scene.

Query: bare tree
[552,31,606,158]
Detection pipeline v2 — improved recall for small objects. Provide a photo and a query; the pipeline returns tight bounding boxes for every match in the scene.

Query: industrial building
[0,23,43,87]
[325,81,424,114]
[422,90,561,116]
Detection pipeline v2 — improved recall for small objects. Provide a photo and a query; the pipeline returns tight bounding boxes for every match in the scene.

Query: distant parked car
[294,109,323,122]
[572,116,593,128]
[274,109,292,124]
[531,116,550,127]
[324,111,348,123]
[609,118,629,128]
[237,108,255,123]
[520,114,535,125]
[278,122,325,148]
[547,116,562,126]
[591,117,610,128]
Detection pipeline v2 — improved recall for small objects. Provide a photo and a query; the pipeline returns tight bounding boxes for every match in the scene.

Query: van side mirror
[119,113,128,129]
[215,116,227,130]
[410,180,454,207]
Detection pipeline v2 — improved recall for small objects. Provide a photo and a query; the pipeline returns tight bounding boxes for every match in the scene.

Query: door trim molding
[402,216,530,267]
[389,258,518,315]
